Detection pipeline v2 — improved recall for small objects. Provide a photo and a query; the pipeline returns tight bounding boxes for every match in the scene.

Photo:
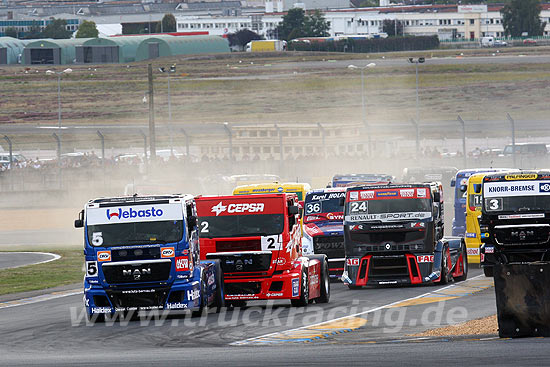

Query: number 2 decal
[261,235,281,251]
[200,221,209,233]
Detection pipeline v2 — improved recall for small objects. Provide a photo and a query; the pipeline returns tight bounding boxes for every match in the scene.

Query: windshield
[348,198,432,215]
[304,192,344,221]
[198,214,284,238]
[87,220,184,247]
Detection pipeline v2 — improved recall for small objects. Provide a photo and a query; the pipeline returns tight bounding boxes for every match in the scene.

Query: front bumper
[343,254,435,286]
[84,278,202,315]
[223,270,302,301]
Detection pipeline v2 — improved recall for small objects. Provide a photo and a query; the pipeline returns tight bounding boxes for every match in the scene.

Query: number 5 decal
[261,235,281,251]
[86,261,98,277]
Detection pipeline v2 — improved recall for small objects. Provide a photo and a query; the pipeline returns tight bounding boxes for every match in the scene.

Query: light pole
[348,62,376,157]
[46,68,72,128]
[407,57,425,123]
[159,64,177,156]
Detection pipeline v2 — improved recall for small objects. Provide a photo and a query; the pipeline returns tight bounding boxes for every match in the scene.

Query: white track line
[0,289,82,310]
[0,252,61,270]
[231,274,485,345]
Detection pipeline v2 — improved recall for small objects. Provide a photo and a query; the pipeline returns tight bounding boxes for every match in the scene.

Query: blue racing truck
[74,194,224,322]
[450,168,513,237]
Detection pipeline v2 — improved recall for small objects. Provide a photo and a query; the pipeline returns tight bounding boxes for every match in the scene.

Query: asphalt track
[3,268,547,366]
[0,251,59,270]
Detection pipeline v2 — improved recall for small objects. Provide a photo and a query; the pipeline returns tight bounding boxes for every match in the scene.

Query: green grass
[0,248,83,296]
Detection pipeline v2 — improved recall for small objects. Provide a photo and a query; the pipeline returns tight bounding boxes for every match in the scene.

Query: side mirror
[339,197,345,206]
[433,192,441,202]
[188,215,197,228]
[473,184,482,194]
[450,178,456,187]
[288,206,299,215]
[74,210,84,228]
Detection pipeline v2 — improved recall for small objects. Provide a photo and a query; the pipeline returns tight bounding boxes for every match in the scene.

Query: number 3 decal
[486,198,502,211]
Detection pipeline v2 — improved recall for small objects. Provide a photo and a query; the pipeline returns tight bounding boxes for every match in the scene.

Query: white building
[176,4,550,40]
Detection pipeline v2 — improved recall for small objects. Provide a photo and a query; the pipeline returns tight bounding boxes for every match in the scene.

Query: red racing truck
[195,193,330,306]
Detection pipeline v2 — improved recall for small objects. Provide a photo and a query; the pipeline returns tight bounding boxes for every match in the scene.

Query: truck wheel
[291,267,309,307]
[212,260,225,312]
[455,245,468,282]
[483,266,493,277]
[311,255,330,304]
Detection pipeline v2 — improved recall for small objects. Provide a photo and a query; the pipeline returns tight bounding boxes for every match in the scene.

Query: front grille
[225,282,262,295]
[314,235,344,259]
[494,225,550,247]
[369,256,409,278]
[106,287,169,309]
[361,243,424,252]
[206,252,272,273]
[351,230,425,245]
[328,259,345,273]
[216,239,261,252]
[102,259,171,284]
[111,246,160,262]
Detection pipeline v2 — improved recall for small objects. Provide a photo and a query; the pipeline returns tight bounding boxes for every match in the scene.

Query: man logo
[385,243,391,250]
[540,183,550,192]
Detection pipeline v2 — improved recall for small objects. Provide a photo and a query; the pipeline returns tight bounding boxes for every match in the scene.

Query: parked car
[494,40,508,47]
[523,39,537,45]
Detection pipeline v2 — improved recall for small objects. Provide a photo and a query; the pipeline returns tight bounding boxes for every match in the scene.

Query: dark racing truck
[195,193,330,306]
[302,188,346,279]
[75,195,224,322]
[479,171,550,276]
[342,183,467,288]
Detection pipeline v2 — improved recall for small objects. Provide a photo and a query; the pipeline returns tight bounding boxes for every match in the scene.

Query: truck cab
[301,188,346,278]
[479,171,550,276]
[342,183,467,288]
[75,195,224,321]
[195,193,329,306]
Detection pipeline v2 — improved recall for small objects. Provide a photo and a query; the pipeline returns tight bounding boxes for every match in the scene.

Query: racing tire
[192,273,208,317]
[455,245,468,282]
[439,246,451,285]
[483,266,493,277]
[211,260,225,313]
[310,255,330,304]
[291,267,309,307]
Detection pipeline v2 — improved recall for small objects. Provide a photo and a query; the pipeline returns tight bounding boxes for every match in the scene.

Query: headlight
[302,230,314,255]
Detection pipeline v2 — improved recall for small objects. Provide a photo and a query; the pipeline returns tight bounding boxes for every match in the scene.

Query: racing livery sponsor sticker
[86,203,183,226]
[292,278,300,297]
[160,247,175,258]
[467,248,480,256]
[175,256,190,271]
[466,232,477,238]
[97,250,111,262]
[485,247,495,254]
[498,213,545,220]
[360,191,375,199]
[483,181,550,198]
[417,255,434,263]
[345,212,431,223]
[346,258,360,266]
[505,174,537,181]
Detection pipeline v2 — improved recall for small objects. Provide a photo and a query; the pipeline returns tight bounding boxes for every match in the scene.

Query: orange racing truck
[195,193,330,306]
